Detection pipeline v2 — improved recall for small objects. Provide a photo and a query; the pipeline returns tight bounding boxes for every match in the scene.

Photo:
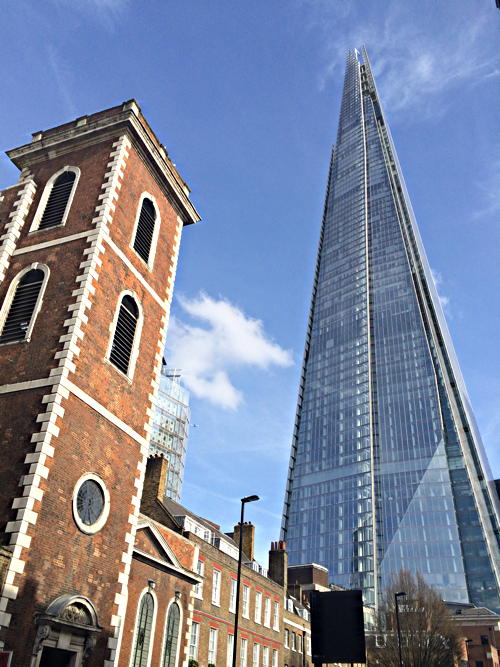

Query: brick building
[449,604,500,667]
[0,103,200,664]
[137,456,313,667]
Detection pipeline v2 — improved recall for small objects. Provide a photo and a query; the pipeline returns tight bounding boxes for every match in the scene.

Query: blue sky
[1,0,499,564]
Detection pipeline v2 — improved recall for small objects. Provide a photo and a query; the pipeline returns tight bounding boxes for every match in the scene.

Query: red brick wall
[120,557,193,667]
[0,111,190,665]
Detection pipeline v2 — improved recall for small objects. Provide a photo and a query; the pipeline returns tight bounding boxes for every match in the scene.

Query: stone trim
[103,234,167,310]
[13,229,96,256]
[0,178,37,285]
[0,136,131,635]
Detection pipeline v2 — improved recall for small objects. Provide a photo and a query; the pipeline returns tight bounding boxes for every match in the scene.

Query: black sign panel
[310,590,366,664]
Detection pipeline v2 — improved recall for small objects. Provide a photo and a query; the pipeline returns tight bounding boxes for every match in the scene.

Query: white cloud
[46,44,77,117]
[473,153,500,220]
[430,268,451,314]
[166,293,293,410]
[52,0,130,31]
[303,1,500,119]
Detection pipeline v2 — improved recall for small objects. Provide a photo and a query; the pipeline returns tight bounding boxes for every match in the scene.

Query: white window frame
[272,601,279,631]
[254,591,262,624]
[263,596,271,628]
[252,643,259,667]
[160,598,183,667]
[240,638,248,667]
[263,646,269,667]
[189,621,200,660]
[0,263,50,346]
[105,290,143,381]
[229,577,237,613]
[29,165,81,232]
[194,559,204,599]
[212,568,221,606]
[242,584,250,619]
[291,632,296,652]
[72,472,111,535]
[208,627,218,665]
[272,649,278,667]
[284,629,289,649]
[130,192,161,269]
[227,633,234,667]
[129,587,158,667]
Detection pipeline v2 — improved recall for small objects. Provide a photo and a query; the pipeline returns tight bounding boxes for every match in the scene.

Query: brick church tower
[0,102,200,664]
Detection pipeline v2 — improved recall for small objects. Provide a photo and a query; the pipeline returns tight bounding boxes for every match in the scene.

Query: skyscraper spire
[282,49,500,611]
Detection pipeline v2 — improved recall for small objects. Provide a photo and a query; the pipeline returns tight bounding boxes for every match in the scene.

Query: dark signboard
[310,590,366,664]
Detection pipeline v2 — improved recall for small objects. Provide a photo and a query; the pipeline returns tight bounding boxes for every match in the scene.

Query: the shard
[281,48,500,611]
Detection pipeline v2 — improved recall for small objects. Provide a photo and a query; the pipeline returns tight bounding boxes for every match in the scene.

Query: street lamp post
[394,591,406,667]
[231,495,260,667]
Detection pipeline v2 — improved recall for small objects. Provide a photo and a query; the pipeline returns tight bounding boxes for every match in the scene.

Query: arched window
[162,602,180,667]
[132,592,155,667]
[0,268,47,344]
[132,197,158,265]
[109,294,140,376]
[37,170,77,230]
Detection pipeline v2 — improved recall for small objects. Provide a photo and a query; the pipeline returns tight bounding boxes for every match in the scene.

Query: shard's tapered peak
[282,48,500,611]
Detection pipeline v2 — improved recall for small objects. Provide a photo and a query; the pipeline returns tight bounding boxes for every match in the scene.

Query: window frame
[272,600,279,631]
[263,596,271,627]
[240,638,248,667]
[252,643,259,667]
[212,567,221,606]
[130,588,158,667]
[29,166,81,233]
[242,584,250,619]
[263,646,269,667]
[208,627,218,665]
[189,621,200,660]
[0,263,50,346]
[229,577,237,613]
[254,591,262,624]
[194,559,205,599]
[72,472,111,535]
[130,192,161,269]
[106,290,143,381]
[227,633,234,667]
[161,599,183,667]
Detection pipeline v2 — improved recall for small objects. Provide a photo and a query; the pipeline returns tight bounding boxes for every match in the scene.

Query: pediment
[134,518,183,569]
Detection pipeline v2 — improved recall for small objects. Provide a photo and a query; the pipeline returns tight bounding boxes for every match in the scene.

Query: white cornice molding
[7,105,201,226]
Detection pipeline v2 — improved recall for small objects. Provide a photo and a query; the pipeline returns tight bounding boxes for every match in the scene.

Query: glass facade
[282,49,500,611]
[149,368,190,501]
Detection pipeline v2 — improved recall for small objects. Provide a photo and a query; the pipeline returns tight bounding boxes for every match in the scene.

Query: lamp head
[242,495,260,503]
[395,591,406,597]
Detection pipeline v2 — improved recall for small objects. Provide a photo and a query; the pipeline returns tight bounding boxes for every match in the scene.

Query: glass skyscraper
[282,48,500,611]
[149,367,190,502]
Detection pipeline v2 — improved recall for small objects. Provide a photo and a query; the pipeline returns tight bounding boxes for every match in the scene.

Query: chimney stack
[268,540,288,590]
[233,522,255,561]
[141,455,168,516]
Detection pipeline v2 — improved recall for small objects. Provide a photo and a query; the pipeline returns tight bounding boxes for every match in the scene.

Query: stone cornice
[6,101,201,226]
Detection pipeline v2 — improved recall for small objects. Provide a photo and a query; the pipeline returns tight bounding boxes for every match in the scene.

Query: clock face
[76,479,105,526]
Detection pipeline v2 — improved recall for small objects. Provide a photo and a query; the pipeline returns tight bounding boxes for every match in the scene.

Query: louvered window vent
[133,198,156,263]
[0,269,44,344]
[39,171,76,230]
[109,295,139,375]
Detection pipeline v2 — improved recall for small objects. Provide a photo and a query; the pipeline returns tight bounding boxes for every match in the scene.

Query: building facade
[0,103,200,664]
[137,469,313,667]
[281,48,500,612]
[149,367,191,501]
